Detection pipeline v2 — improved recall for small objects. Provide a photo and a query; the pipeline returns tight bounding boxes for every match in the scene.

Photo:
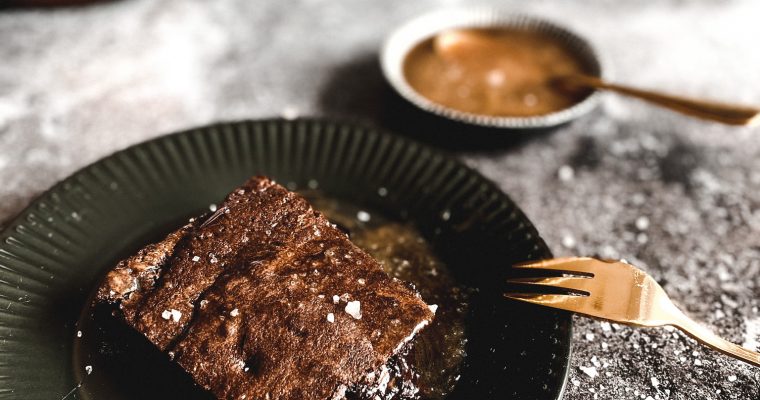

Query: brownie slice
[96,176,435,399]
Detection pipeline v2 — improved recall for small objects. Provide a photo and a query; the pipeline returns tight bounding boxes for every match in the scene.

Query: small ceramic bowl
[381,8,607,130]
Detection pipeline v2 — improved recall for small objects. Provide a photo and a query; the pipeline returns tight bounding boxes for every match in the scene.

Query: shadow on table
[317,52,562,153]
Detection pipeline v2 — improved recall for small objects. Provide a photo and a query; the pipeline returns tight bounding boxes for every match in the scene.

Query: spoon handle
[566,75,760,126]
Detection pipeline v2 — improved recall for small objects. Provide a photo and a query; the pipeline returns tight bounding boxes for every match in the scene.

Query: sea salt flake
[192,255,200,262]
[585,333,595,341]
[333,295,340,304]
[162,310,172,320]
[651,377,660,387]
[230,308,239,317]
[728,375,737,382]
[345,301,362,319]
[428,304,438,314]
[170,309,182,322]
[327,313,335,323]
[579,365,598,379]
[441,210,451,221]
[209,204,217,212]
[600,321,611,332]
[85,365,93,375]
[357,211,371,222]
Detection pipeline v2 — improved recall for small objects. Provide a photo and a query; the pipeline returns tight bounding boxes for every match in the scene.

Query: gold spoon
[434,29,760,126]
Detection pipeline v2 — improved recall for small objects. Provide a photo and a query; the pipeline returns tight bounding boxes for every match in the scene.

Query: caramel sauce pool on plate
[403,28,593,117]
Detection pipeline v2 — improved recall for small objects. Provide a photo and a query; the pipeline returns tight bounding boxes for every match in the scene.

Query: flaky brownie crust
[96,176,435,399]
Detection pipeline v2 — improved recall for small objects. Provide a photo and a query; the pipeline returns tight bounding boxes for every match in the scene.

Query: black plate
[0,119,571,399]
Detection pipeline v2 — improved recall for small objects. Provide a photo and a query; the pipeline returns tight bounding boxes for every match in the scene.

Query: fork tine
[503,293,588,313]
[505,276,593,294]
[513,257,601,276]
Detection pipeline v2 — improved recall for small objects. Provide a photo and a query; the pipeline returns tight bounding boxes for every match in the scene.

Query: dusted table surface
[1,1,759,399]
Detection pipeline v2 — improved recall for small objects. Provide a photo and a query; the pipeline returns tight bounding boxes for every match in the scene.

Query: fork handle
[669,307,760,367]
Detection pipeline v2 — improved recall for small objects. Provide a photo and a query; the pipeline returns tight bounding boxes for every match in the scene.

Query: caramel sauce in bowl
[381,9,606,130]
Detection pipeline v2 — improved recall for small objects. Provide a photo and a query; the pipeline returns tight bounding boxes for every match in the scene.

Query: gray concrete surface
[1,1,759,399]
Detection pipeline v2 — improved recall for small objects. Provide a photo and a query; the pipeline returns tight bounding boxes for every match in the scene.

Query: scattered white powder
[558,165,574,182]
[486,69,505,87]
[635,216,650,230]
[561,234,576,249]
[345,300,362,319]
[522,93,538,107]
[743,317,760,351]
[281,105,299,120]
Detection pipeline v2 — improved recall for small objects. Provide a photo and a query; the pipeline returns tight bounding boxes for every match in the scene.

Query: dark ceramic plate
[0,119,570,400]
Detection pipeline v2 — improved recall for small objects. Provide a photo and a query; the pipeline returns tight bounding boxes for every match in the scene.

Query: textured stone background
[1,1,759,399]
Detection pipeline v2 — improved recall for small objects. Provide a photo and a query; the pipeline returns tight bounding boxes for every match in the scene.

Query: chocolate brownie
[96,176,436,399]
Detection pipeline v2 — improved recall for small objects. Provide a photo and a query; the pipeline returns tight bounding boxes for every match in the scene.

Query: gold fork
[504,257,760,368]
